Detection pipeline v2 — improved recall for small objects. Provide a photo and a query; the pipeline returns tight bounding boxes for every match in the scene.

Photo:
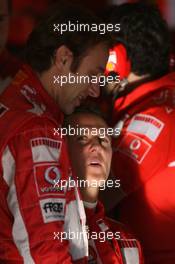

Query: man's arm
[2,117,72,263]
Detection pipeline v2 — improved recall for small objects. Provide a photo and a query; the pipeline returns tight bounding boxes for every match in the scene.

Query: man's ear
[54,45,73,72]
[88,83,100,98]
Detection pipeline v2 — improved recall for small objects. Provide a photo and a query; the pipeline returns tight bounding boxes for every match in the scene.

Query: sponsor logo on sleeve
[116,133,151,164]
[21,85,46,116]
[31,137,62,163]
[40,198,65,223]
[34,163,65,197]
[127,114,164,142]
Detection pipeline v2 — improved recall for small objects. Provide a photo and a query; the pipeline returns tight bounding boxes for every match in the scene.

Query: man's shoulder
[127,80,175,127]
[0,97,57,133]
[0,88,60,151]
[0,65,59,136]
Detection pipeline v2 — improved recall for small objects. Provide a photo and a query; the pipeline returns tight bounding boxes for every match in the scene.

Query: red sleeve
[3,116,72,263]
[85,202,144,263]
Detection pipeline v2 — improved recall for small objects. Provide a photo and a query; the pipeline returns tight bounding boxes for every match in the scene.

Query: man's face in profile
[67,113,112,184]
[0,0,9,54]
[57,42,109,115]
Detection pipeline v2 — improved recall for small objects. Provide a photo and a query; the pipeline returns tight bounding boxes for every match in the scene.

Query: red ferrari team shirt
[85,201,144,264]
[112,72,175,264]
[0,65,88,263]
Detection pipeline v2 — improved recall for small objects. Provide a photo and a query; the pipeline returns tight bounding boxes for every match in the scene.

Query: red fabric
[85,202,144,264]
[112,72,175,263]
[0,65,88,263]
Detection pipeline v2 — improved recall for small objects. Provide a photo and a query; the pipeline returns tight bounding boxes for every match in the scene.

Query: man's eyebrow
[100,134,112,141]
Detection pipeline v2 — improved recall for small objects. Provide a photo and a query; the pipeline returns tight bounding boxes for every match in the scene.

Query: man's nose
[89,138,101,152]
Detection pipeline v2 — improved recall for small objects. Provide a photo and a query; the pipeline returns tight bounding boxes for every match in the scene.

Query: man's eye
[100,137,111,146]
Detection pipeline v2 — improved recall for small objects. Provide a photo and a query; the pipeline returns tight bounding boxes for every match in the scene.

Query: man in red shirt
[66,106,143,263]
[103,3,175,263]
[0,3,110,263]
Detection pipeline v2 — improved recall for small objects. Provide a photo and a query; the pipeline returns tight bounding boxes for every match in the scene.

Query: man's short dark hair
[109,3,170,78]
[64,103,107,128]
[24,1,111,73]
